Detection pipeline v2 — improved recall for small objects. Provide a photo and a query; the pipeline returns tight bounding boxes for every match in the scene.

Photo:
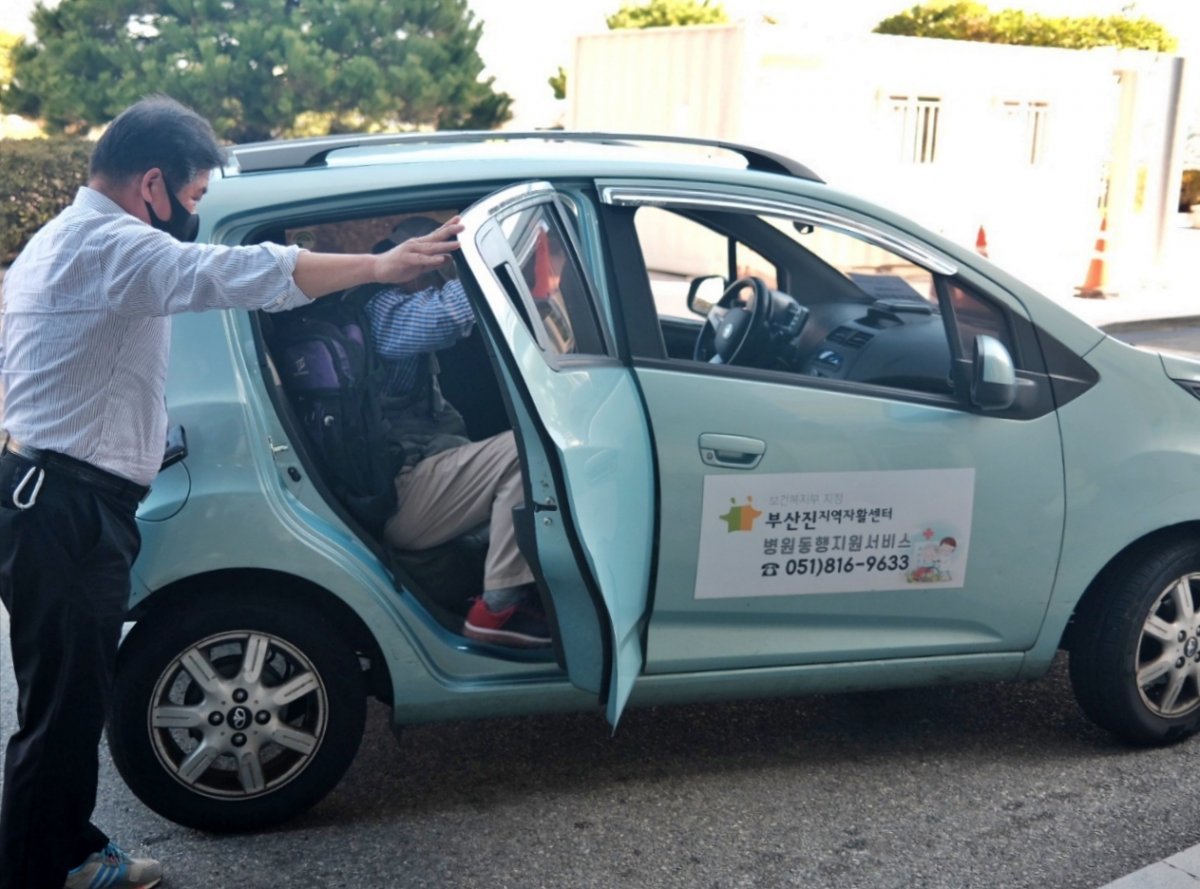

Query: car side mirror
[971,335,1017,411]
[687,275,727,317]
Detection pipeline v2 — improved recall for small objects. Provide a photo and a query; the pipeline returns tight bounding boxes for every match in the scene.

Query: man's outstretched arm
[293,217,463,299]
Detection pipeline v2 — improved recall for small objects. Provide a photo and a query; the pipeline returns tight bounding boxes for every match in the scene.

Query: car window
[496,202,606,357]
[945,280,1016,356]
[627,203,1019,402]
[764,216,935,306]
[775,219,954,395]
[633,206,776,320]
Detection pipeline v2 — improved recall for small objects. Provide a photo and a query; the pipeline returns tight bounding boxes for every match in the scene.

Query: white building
[568,23,1189,299]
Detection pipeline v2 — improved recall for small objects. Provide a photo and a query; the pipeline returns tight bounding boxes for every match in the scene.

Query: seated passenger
[366,216,550,649]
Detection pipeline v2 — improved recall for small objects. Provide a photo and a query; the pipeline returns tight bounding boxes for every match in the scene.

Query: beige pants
[383,431,534,591]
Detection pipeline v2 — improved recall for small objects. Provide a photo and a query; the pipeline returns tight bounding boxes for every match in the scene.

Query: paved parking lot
[8,601,1200,889]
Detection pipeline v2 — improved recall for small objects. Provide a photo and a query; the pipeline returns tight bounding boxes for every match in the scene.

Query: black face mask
[145,187,199,243]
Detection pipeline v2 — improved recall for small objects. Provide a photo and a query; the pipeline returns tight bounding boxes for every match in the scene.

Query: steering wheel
[693,276,774,366]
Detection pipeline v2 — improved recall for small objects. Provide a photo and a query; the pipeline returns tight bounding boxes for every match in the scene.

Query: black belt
[3,440,150,502]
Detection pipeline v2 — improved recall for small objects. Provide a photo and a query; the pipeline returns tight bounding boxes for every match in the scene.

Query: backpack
[272,287,403,535]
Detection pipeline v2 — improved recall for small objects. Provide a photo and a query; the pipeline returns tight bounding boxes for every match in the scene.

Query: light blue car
[109,132,1200,832]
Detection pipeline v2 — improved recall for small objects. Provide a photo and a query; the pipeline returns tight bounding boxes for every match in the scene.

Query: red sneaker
[463,596,551,648]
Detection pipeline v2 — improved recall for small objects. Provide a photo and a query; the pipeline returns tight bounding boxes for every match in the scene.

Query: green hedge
[1,137,94,265]
[875,3,1177,51]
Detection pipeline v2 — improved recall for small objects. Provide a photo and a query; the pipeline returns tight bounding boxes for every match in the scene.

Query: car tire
[108,594,367,832]
[1069,536,1200,745]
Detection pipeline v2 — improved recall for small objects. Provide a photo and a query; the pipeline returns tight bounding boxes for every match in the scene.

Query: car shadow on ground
[279,652,1139,833]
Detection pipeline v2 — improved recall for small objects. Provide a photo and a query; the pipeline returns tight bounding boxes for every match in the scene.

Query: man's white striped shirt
[0,186,311,484]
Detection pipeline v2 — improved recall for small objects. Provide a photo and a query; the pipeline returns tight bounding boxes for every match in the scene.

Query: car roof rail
[226,130,823,182]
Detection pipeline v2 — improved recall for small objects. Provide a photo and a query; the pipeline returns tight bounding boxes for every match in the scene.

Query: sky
[3,0,1198,128]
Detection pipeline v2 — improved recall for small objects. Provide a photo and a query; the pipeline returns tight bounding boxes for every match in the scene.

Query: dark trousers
[0,450,142,889]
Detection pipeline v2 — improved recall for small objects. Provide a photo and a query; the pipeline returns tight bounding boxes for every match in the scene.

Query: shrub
[0,137,92,264]
[607,0,727,29]
[875,3,1177,51]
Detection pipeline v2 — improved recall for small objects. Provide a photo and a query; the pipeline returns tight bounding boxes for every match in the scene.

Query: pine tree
[2,0,512,140]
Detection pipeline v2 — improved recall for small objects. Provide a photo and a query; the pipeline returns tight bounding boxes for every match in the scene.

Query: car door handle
[698,434,766,470]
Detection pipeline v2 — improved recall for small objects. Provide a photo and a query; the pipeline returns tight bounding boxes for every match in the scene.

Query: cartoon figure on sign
[719,497,762,532]
[907,530,958,582]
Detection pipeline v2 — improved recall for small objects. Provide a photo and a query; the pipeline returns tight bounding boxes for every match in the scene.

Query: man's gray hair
[89,95,226,192]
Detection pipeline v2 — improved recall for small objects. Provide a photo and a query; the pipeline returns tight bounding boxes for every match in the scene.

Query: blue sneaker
[64,841,162,889]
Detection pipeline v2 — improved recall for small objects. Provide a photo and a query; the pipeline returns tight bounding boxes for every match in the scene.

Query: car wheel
[1069,537,1200,745]
[108,595,367,832]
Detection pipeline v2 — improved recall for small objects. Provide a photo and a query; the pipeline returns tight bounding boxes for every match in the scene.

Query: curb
[1096,844,1200,888]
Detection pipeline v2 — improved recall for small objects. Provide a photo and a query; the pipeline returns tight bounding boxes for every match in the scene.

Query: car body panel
[637,366,1066,672]
[1161,350,1200,385]
[128,136,1190,728]
[1018,336,1200,676]
[391,650,1027,725]
[456,182,656,723]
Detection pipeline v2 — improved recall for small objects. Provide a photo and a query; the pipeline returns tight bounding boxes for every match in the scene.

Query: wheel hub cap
[227,705,253,731]
[1137,573,1200,718]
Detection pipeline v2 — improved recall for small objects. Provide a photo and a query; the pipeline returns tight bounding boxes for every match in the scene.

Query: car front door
[598,182,1068,674]
[455,182,655,724]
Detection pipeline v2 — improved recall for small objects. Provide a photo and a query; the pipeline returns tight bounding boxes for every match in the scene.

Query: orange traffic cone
[975,225,989,258]
[1075,214,1114,299]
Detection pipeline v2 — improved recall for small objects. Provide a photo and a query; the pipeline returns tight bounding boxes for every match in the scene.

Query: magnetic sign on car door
[694,468,975,598]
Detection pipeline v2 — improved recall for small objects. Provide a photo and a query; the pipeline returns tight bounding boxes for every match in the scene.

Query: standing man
[0,95,460,889]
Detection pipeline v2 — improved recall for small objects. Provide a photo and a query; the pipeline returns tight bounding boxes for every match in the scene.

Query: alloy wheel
[146,630,329,800]
[1136,573,1200,719]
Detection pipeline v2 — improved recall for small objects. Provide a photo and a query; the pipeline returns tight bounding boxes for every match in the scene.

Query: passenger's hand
[376,217,464,285]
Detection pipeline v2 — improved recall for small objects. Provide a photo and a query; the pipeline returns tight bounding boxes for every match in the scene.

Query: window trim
[470,183,615,364]
[599,185,958,276]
